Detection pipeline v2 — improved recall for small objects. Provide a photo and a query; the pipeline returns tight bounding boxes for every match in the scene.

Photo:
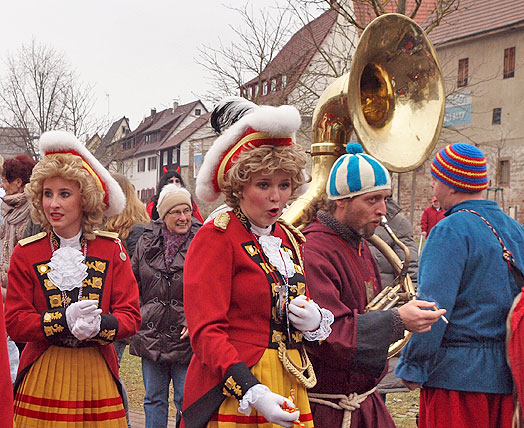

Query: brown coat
[129,219,199,365]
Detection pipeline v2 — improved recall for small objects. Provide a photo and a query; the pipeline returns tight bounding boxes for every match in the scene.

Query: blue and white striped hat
[327,143,391,200]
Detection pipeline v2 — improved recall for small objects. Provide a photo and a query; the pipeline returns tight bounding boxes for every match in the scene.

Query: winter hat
[327,143,391,200]
[431,143,487,193]
[157,184,192,220]
[196,96,301,202]
[39,130,126,217]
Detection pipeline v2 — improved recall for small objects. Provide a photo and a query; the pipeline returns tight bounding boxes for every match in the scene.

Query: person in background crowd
[130,184,200,428]
[0,153,13,428]
[146,170,204,223]
[6,131,141,427]
[104,172,150,428]
[420,196,445,239]
[302,143,444,428]
[0,154,4,224]
[369,197,419,403]
[0,154,36,300]
[396,143,524,428]
[182,97,334,428]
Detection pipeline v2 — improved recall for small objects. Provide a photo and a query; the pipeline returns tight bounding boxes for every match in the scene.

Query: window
[492,108,502,125]
[137,158,146,172]
[271,77,277,92]
[282,75,287,88]
[498,159,510,186]
[145,134,150,143]
[504,47,515,79]
[148,156,157,170]
[195,109,201,116]
[262,81,268,96]
[458,58,469,87]
[162,151,168,166]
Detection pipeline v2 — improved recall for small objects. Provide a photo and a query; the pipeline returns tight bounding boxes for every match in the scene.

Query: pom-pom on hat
[196,96,301,202]
[157,184,192,220]
[327,143,391,200]
[431,143,487,193]
[39,130,126,217]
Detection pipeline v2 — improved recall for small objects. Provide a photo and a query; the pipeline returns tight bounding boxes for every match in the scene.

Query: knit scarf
[0,192,31,288]
[162,222,190,270]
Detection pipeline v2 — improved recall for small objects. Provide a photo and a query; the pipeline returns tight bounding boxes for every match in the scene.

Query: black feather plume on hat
[210,96,258,134]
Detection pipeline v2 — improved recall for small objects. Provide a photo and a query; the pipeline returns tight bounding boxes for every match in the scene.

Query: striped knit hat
[327,143,391,200]
[431,143,488,193]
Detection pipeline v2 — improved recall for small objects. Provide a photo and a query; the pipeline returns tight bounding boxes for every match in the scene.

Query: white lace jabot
[47,229,87,292]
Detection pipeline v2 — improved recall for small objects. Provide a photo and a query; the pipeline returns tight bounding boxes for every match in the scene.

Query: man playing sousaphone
[302,143,445,428]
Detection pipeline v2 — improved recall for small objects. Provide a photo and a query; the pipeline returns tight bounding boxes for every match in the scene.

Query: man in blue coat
[396,143,524,428]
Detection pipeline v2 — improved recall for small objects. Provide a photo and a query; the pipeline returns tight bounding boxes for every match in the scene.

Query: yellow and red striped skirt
[14,345,126,427]
[208,348,315,428]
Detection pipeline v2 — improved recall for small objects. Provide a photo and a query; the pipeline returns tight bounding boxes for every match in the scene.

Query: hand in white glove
[65,300,100,332]
[71,313,102,341]
[288,295,321,332]
[251,388,300,427]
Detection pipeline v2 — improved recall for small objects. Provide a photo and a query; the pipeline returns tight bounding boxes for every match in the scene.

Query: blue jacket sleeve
[395,221,466,383]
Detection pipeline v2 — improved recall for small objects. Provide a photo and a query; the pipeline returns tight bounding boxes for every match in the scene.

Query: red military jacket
[5,231,141,384]
[182,210,307,426]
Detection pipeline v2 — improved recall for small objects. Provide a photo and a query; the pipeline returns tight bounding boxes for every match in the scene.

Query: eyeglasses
[167,207,192,217]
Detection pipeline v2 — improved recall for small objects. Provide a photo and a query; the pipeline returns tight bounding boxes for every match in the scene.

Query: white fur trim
[39,130,126,217]
[196,104,302,202]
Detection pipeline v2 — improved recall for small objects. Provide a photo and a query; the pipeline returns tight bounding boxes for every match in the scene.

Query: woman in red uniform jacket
[5,131,141,427]
[182,98,334,428]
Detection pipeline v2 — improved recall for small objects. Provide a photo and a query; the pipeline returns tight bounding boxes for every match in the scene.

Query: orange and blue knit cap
[431,143,487,193]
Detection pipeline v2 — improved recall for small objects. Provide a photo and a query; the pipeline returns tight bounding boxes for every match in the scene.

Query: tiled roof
[118,101,208,158]
[244,9,338,88]
[427,0,524,46]
[352,0,438,28]
[160,112,212,150]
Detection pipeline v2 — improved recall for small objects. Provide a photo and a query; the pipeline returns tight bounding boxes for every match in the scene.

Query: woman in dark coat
[146,170,204,223]
[130,183,201,428]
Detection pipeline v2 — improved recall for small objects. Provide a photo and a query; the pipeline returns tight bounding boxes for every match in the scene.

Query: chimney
[173,100,179,112]
[151,108,156,118]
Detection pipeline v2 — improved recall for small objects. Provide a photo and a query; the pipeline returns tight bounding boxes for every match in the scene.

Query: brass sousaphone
[282,13,445,357]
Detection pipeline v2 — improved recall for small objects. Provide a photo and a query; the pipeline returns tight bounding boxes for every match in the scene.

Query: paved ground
[129,410,177,428]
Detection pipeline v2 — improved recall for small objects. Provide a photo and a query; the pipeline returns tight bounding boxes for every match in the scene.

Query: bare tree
[196,1,461,116]
[0,40,103,159]
[197,3,296,105]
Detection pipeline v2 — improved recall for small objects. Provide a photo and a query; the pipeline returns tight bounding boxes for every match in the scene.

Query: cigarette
[432,305,449,324]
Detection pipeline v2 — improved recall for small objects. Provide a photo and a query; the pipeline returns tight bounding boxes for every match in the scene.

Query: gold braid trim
[278,219,305,271]
[277,340,316,389]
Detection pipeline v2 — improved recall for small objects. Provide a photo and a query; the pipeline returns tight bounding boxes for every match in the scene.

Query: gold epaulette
[213,212,230,231]
[278,218,306,243]
[94,230,120,240]
[19,231,48,247]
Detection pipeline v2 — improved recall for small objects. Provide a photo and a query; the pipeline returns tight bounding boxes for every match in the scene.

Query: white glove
[65,300,100,332]
[288,295,321,332]
[250,387,299,427]
[71,313,102,341]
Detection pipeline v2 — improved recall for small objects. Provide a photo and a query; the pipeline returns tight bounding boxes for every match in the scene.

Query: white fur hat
[39,130,126,217]
[196,97,302,203]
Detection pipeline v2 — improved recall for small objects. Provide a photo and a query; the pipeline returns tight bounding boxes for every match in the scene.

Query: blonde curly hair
[104,173,150,242]
[25,153,105,240]
[222,144,307,209]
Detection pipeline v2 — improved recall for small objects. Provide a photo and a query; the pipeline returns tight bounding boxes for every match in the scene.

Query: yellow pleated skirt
[14,345,126,428]
[208,348,315,428]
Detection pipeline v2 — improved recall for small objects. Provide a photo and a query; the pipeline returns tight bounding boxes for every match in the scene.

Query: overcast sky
[0,0,293,130]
